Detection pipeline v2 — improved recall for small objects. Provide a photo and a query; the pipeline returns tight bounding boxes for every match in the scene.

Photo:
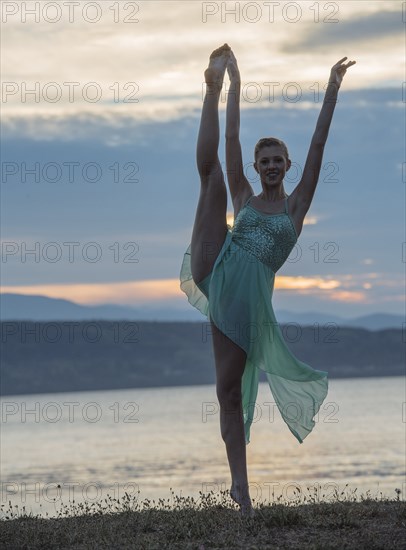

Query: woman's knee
[198,160,225,188]
[216,379,242,408]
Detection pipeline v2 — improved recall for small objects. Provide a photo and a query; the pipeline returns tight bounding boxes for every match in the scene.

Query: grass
[1,486,405,549]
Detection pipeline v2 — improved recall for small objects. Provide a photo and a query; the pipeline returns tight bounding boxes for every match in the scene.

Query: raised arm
[225,51,254,215]
[292,57,356,216]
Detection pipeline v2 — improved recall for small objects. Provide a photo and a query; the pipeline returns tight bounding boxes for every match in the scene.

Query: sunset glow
[1,272,379,307]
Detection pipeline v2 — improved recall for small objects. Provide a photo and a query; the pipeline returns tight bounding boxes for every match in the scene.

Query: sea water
[1,376,404,517]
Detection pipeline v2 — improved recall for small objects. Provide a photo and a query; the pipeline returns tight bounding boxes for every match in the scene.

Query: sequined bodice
[232,196,298,273]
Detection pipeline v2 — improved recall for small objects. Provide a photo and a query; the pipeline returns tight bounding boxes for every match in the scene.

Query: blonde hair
[254,138,290,162]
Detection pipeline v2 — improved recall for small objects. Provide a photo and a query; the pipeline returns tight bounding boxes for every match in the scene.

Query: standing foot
[230,483,255,518]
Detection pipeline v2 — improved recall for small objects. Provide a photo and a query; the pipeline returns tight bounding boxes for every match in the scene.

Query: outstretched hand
[329,57,356,88]
[227,49,240,82]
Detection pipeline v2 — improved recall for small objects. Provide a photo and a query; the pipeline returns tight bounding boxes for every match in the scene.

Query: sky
[1,0,405,319]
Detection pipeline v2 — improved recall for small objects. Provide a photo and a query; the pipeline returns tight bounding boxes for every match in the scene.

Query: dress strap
[244,194,254,207]
[284,196,289,214]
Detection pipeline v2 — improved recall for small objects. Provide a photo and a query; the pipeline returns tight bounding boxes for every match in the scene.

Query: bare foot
[230,483,255,518]
[204,43,231,90]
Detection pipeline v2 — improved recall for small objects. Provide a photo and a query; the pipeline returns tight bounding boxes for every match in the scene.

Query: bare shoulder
[233,190,254,218]
[232,190,254,219]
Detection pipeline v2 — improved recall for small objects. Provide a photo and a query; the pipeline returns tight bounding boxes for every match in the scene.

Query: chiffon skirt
[180,228,328,444]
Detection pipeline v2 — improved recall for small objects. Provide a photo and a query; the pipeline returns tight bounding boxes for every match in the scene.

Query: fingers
[340,61,356,72]
[334,57,356,68]
[336,56,348,64]
[229,50,238,64]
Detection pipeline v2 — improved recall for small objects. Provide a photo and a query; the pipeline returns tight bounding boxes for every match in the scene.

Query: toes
[210,43,231,59]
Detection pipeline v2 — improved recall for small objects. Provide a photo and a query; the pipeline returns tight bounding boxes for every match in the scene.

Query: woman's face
[254,145,291,186]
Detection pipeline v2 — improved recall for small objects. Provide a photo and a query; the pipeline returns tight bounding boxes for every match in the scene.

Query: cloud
[0,279,182,305]
[1,86,401,142]
[2,271,398,307]
[282,10,403,52]
[2,3,401,127]
[327,290,367,303]
[276,276,340,290]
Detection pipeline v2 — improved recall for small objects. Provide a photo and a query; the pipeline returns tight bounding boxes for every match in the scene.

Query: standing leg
[211,321,254,517]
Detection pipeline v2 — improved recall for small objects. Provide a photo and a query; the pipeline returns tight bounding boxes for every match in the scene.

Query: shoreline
[1,372,404,399]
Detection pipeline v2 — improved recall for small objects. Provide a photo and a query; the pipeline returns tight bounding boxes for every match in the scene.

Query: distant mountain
[275,310,404,331]
[0,293,199,322]
[0,293,404,329]
[333,313,405,331]
[1,321,404,396]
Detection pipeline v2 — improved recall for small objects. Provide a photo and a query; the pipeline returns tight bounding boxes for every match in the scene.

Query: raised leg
[211,321,255,517]
[191,44,230,285]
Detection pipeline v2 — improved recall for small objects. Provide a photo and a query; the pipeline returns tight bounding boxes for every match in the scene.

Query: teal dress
[180,194,328,444]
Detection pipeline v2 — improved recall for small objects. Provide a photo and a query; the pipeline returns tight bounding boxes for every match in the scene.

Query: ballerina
[180,44,355,517]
